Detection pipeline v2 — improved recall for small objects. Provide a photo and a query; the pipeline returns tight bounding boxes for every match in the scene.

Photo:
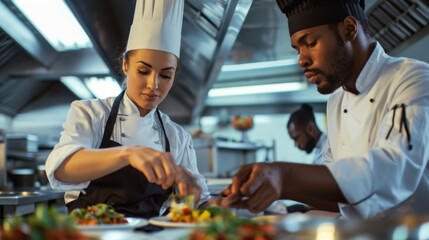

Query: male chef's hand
[126,145,177,189]
[174,166,202,203]
[220,163,282,213]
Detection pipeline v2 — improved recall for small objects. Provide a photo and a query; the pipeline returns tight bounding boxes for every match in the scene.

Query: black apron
[66,90,172,218]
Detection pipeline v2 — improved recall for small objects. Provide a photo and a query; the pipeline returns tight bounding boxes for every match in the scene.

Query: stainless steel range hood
[63,0,253,124]
[0,0,253,125]
[0,0,429,129]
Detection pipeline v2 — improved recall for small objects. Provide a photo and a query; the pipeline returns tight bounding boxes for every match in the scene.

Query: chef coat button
[153,126,159,130]
[343,109,348,113]
[119,117,125,121]
[154,140,160,144]
[370,98,375,103]
[121,133,126,137]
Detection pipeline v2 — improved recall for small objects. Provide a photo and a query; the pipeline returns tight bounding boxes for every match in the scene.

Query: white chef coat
[45,92,209,214]
[312,133,327,165]
[324,42,429,219]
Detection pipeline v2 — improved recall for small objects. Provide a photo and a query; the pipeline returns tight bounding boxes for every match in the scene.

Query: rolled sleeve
[45,100,103,191]
[45,145,89,191]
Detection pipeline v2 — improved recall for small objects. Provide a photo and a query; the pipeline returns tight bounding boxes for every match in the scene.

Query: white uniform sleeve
[325,67,429,218]
[45,100,104,191]
[323,136,334,165]
[313,134,328,165]
[179,133,210,205]
[327,105,429,218]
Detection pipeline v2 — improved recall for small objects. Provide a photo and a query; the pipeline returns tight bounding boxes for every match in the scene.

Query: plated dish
[70,203,128,225]
[149,216,201,228]
[168,194,234,224]
[77,217,148,231]
[0,205,94,240]
[189,214,276,240]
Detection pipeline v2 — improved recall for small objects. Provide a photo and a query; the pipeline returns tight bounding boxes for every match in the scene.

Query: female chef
[45,0,209,218]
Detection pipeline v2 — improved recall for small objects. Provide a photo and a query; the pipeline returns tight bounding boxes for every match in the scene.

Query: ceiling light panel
[12,0,92,51]
[84,76,122,99]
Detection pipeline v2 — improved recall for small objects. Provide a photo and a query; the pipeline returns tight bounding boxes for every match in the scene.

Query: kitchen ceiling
[0,0,428,126]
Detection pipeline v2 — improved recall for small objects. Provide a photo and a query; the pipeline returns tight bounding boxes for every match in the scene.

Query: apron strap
[100,90,126,147]
[156,108,170,152]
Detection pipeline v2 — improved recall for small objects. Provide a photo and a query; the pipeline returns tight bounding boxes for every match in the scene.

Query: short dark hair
[287,104,316,128]
[327,19,372,43]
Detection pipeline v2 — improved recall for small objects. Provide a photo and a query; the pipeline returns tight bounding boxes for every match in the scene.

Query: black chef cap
[276,0,368,36]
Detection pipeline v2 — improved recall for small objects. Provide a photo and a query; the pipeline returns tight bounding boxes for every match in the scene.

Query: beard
[305,42,355,94]
[304,132,316,154]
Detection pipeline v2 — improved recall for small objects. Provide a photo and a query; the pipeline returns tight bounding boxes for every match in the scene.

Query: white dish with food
[149,216,203,228]
[77,217,148,231]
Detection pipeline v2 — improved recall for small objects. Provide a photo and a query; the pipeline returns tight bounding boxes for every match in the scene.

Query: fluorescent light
[12,0,92,51]
[60,76,93,99]
[84,76,122,99]
[221,59,298,72]
[208,82,306,97]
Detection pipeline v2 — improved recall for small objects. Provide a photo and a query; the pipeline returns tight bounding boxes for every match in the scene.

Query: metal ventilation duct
[185,0,226,39]
[368,0,429,53]
[0,29,20,68]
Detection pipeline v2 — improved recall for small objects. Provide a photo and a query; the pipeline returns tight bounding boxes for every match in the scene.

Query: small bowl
[9,169,37,188]
[231,116,254,131]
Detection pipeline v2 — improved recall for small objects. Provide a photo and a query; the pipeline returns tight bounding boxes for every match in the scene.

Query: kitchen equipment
[231,115,254,143]
[193,137,217,177]
[0,189,65,217]
[9,168,37,188]
[37,165,49,186]
[194,137,263,178]
[6,134,38,152]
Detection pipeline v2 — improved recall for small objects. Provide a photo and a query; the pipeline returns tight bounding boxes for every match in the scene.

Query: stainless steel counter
[216,141,264,151]
[0,187,65,217]
[0,189,64,205]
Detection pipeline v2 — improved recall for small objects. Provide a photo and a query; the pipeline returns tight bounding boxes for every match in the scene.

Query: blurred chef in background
[286,104,328,213]
[45,0,208,218]
[287,104,327,165]
[221,0,429,219]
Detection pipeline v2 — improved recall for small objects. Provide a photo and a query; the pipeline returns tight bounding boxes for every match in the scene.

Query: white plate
[149,216,204,228]
[77,217,148,231]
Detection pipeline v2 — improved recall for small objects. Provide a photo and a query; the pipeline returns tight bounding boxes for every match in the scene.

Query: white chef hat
[126,0,184,58]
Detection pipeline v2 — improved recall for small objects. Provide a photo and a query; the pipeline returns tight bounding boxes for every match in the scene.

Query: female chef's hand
[220,163,282,213]
[125,145,177,189]
[174,166,202,203]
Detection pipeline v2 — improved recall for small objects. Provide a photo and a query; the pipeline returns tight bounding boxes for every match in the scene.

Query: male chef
[221,0,429,219]
[287,104,327,165]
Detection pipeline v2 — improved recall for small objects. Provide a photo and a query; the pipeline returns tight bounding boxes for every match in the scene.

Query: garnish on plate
[0,204,93,240]
[189,214,276,240]
[168,194,234,223]
[69,203,128,225]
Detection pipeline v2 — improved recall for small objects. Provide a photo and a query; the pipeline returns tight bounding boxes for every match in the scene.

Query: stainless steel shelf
[0,189,64,205]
